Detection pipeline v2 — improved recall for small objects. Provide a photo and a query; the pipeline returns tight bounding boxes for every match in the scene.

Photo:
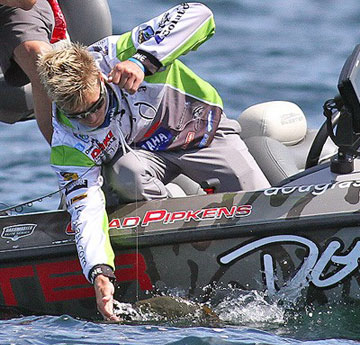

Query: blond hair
[37,43,100,112]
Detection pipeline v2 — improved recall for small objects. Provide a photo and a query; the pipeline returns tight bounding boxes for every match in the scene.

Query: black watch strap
[132,50,162,76]
[89,264,116,284]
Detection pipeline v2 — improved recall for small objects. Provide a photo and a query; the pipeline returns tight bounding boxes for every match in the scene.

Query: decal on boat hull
[109,205,252,229]
[219,235,360,293]
[1,224,37,241]
[0,253,151,307]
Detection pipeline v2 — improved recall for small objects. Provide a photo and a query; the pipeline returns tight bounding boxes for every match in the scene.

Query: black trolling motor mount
[324,44,360,174]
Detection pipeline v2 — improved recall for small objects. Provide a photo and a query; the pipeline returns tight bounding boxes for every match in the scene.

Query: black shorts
[0,0,54,86]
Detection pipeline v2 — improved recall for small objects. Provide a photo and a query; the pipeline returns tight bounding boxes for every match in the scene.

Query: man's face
[64,79,107,128]
[78,83,107,128]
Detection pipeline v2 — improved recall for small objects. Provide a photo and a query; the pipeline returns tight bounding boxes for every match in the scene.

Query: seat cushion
[244,136,300,185]
[239,101,307,146]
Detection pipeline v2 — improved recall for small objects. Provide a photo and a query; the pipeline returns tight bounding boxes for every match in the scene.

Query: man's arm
[130,3,215,70]
[107,3,215,93]
[58,165,119,320]
[0,0,36,10]
[94,275,120,321]
[51,144,118,320]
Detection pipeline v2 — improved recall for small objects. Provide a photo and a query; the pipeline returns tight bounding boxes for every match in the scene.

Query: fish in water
[113,296,220,325]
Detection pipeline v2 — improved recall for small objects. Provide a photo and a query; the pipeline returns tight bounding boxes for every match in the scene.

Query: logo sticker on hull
[109,205,252,229]
[219,235,360,294]
[1,224,37,241]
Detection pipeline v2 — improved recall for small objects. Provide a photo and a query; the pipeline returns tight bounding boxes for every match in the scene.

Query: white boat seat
[238,101,337,185]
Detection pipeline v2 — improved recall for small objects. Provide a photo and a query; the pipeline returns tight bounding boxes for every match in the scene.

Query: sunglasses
[62,82,106,119]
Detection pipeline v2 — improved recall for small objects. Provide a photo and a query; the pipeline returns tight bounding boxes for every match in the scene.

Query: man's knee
[103,152,168,203]
[104,155,143,202]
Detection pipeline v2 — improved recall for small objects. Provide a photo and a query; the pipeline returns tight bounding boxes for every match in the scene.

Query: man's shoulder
[52,116,83,147]
[52,125,77,150]
[88,33,135,65]
[88,35,127,55]
[51,127,96,168]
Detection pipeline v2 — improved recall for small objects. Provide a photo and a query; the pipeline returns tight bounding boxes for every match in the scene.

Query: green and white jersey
[51,2,223,282]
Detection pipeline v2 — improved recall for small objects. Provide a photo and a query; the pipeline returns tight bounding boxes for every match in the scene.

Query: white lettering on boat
[219,235,360,292]
[264,180,360,196]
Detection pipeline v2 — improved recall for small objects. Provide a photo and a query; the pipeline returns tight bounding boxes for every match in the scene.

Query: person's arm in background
[0,0,36,10]
[1,0,54,143]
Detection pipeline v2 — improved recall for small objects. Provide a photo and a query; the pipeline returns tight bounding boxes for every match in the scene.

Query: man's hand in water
[94,274,121,321]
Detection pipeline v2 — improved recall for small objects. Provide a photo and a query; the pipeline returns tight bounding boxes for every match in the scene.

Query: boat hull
[0,183,359,319]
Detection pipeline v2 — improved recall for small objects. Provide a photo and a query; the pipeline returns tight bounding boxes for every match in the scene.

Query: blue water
[1,307,360,344]
[1,0,360,344]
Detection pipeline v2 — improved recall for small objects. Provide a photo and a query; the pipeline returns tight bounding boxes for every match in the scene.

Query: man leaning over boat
[37,2,270,321]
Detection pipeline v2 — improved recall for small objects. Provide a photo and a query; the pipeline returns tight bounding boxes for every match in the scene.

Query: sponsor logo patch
[139,127,173,151]
[65,180,88,195]
[199,133,210,148]
[207,110,214,132]
[74,143,85,152]
[182,131,195,149]
[70,193,88,204]
[154,4,189,43]
[60,172,79,181]
[74,134,90,143]
[91,130,115,159]
[138,26,155,44]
